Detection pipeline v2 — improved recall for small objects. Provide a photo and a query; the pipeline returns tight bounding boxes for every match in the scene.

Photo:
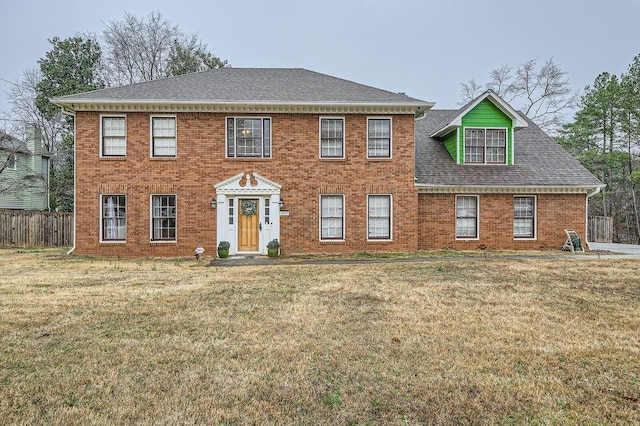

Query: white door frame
[214,172,282,255]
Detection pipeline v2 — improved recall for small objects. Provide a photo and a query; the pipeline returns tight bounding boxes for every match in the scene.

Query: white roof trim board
[430,90,528,138]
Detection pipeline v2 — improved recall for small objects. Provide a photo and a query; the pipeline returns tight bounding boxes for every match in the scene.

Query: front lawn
[0,249,638,424]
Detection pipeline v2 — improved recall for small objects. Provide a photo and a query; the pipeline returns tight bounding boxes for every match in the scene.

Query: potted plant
[267,239,280,257]
[217,241,230,258]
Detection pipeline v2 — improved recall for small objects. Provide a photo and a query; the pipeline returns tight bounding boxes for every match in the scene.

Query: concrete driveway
[588,242,640,257]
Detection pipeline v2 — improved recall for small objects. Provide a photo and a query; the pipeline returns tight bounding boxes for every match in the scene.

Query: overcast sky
[1,0,639,130]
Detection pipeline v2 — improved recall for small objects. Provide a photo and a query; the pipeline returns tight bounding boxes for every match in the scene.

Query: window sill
[225,157,272,162]
[366,239,393,243]
[367,157,393,161]
[455,237,479,241]
[319,240,346,244]
[319,157,346,161]
[514,237,537,241]
[100,240,127,244]
[150,157,177,161]
[99,156,127,161]
[150,240,177,244]
[463,163,509,166]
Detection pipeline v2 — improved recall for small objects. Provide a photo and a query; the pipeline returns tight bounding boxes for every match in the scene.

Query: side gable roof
[430,90,528,138]
[415,110,604,192]
[0,131,30,154]
[51,68,434,114]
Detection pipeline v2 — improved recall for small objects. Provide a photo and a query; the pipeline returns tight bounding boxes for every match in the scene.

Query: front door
[238,198,260,252]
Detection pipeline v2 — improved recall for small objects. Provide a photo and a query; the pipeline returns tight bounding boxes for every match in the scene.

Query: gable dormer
[430,90,528,165]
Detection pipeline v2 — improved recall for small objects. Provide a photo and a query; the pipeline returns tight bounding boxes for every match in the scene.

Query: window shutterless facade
[367,117,392,158]
[320,117,345,158]
[368,195,392,240]
[464,128,507,164]
[101,195,126,241]
[456,195,479,239]
[514,196,536,239]
[151,195,177,241]
[151,116,177,157]
[320,195,344,240]
[226,117,271,158]
[101,116,126,156]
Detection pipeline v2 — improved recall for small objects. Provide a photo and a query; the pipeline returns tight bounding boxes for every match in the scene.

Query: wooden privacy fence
[588,216,613,243]
[0,209,72,247]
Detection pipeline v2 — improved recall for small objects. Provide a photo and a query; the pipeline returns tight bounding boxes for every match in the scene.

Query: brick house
[51,68,603,257]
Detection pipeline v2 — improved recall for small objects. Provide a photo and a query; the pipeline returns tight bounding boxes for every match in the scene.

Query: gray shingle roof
[0,131,30,154]
[52,68,431,107]
[416,110,604,189]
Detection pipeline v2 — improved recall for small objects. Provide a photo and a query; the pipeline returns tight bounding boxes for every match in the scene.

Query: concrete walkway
[210,247,639,267]
[588,242,640,257]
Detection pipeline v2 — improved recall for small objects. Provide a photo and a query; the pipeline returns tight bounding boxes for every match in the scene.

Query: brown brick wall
[417,193,587,250]
[74,111,418,257]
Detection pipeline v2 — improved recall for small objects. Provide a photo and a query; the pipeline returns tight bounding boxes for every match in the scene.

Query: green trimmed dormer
[431,90,528,165]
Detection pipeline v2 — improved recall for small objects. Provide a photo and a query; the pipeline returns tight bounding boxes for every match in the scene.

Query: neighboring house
[51,68,603,257]
[0,125,50,211]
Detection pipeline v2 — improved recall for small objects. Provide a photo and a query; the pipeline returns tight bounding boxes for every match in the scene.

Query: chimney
[25,123,42,156]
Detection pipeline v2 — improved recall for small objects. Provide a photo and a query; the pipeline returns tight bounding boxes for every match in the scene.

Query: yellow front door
[238,199,260,252]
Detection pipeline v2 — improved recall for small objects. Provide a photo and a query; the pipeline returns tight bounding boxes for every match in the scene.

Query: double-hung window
[464,128,506,164]
[320,118,344,158]
[101,116,126,156]
[514,196,536,239]
[7,154,17,170]
[367,118,392,158]
[151,116,176,157]
[456,195,479,239]
[368,195,392,240]
[151,195,176,241]
[227,117,271,158]
[320,195,344,240]
[102,195,126,241]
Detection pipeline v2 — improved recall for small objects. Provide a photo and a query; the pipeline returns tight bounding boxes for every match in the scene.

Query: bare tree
[5,67,66,154]
[460,58,579,134]
[102,11,178,85]
[102,11,226,85]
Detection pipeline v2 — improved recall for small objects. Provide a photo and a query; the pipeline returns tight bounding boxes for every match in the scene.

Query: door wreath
[241,200,257,216]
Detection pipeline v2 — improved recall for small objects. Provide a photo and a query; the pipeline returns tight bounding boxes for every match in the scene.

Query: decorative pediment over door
[214,172,282,195]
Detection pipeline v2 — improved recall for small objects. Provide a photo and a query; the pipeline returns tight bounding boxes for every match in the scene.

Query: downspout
[60,106,76,255]
[585,186,602,248]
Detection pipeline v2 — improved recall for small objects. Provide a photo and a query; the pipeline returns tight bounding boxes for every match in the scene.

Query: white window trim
[463,126,509,165]
[366,116,393,159]
[150,194,178,243]
[513,195,537,240]
[150,115,177,158]
[367,194,393,241]
[319,117,345,159]
[319,194,345,242]
[100,114,127,157]
[99,194,127,243]
[455,195,480,240]
[225,116,272,159]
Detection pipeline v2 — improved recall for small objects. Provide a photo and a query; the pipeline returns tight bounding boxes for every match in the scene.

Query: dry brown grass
[0,248,638,424]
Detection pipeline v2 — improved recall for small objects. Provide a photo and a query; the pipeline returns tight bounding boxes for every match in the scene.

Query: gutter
[59,106,76,255]
[51,99,435,109]
[414,183,606,194]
